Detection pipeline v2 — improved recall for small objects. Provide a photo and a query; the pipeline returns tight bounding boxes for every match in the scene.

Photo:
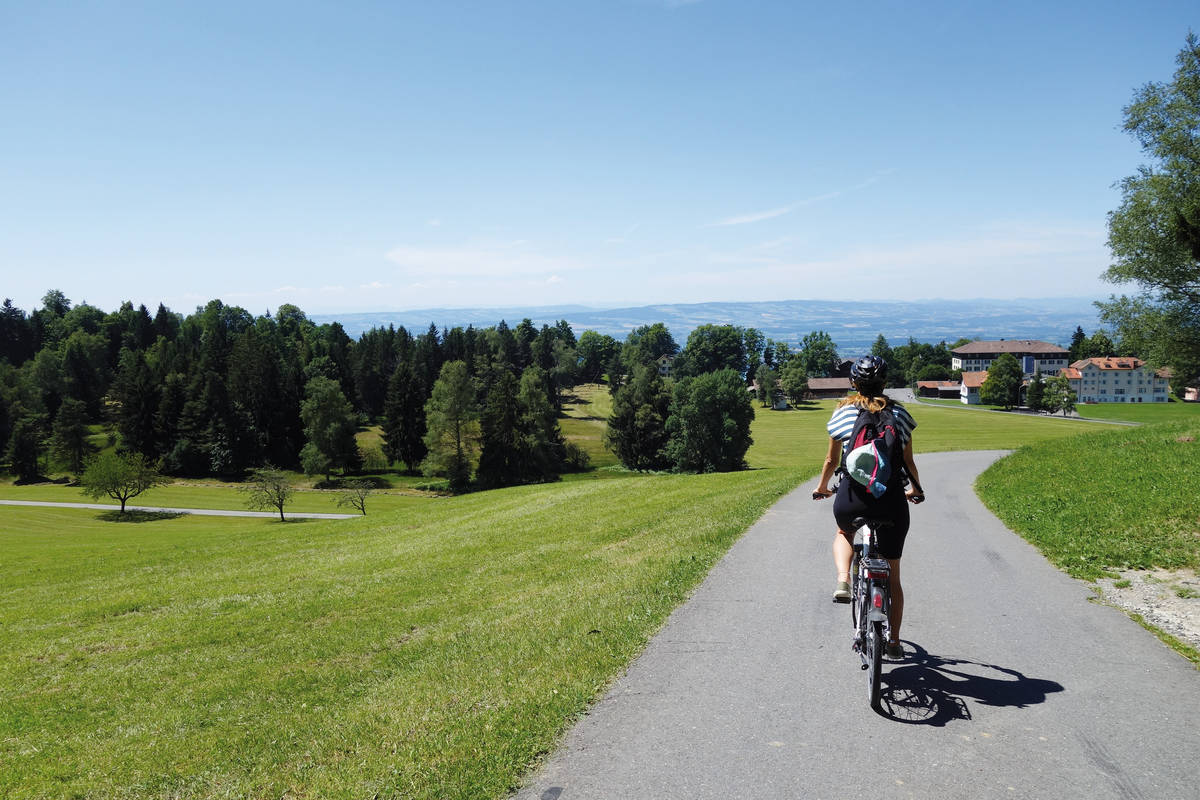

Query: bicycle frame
[850,520,892,710]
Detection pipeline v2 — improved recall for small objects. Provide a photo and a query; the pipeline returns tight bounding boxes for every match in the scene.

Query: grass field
[0,469,799,799]
[975,418,1200,581]
[1075,400,1200,423]
[0,388,1174,798]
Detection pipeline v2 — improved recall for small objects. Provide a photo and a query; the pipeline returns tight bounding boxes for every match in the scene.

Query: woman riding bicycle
[813,355,924,659]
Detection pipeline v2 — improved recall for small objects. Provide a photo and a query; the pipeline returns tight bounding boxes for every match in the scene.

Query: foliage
[674,324,748,378]
[620,322,679,371]
[382,361,428,473]
[797,330,840,378]
[1044,374,1077,416]
[300,376,361,479]
[664,369,754,472]
[335,479,372,515]
[79,450,167,512]
[576,330,620,383]
[779,360,809,405]
[754,362,780,407]
[1101,33,1200,394]
[6,415,45,482]
[604,364,673,471]
[241,466,295,521]
[421,360,480,493]
[50,397,93,473]
[980,353,1023,409]
[1026,369,1046,412]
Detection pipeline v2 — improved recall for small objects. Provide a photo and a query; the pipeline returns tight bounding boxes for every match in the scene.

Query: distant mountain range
[312,298,1103,356]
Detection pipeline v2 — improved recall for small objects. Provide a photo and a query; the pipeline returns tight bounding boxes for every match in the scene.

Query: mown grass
[975,420,1200,580]
[559,383,618,471]
[0,469,799,800]
[1075,400,1200,423]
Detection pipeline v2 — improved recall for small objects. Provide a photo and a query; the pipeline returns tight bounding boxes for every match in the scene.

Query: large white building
[1061,357,1171,404]
[951,340,1070,375]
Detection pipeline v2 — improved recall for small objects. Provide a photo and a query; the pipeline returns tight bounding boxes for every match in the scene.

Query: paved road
[515,451,1200,800]
[0,499,356,519]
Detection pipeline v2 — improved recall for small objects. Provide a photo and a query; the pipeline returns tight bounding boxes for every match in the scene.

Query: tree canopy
[1101,33,1200,392]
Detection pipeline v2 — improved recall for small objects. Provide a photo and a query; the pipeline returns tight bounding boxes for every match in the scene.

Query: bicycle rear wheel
[867,620,883,710]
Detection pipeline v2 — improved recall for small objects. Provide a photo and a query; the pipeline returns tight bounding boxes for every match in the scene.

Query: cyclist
[812,355,924,659]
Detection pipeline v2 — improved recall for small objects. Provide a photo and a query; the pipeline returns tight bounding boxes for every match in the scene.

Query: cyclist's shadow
[877,641,1064,725]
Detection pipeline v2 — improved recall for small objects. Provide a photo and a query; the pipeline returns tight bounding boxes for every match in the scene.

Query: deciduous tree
[421,360,480,492]
[1101,33,1200,393]
[80,450,166,513]
[665,369,754,473]
[980,353,1023,409]
[242,466,295,521]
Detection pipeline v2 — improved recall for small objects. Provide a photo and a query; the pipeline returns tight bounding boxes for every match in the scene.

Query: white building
[951,340,1070,375]
[959,371,988,405]
[1061,357,1171,404]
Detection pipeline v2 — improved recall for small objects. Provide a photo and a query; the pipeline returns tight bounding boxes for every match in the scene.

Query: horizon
[4,2,1194,314]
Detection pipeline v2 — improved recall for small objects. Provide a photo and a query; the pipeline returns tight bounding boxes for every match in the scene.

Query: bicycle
[845,516,893,711]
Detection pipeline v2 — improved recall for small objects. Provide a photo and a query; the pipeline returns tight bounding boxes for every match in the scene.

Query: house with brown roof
[951,340,1070,376]
[1063,357,1171,404]
[959,371,989,405]
[917,380,962,399]
[807,377,853,399]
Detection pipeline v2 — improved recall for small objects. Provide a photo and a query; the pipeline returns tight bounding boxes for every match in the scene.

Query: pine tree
[382,361,428,473]
[421,361,480,492]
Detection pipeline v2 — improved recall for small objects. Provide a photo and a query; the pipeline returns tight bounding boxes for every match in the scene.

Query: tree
[300,376,360,480]
[382,362,428,473]
[576,330,620,383]
[675,324,748,378]
[621,323,679,371]
[1027,369,1046,412]
[80,451,167,513]
[780,360,809,405]
[241,466,295,521]
[665,369,754,473]
[979,353,1023,409]
[1069,326,1088,362]
[421,360,480,492]
[6,415,45,482]
[605,364,673,471]
[335,479,372,515]
[50,397,93,473]
[870,335,899,387]
[1044,374,1077,416]
[754,363,779,408]
[797,331,840,378]
[1101,34,1200,394]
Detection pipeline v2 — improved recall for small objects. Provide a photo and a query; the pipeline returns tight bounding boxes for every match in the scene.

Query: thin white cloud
[712,205,795,227]
[711,169,897,227]
[385,242,585,278]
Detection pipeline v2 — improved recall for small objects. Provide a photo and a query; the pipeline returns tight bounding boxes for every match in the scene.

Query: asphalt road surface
[515,451,1200,800]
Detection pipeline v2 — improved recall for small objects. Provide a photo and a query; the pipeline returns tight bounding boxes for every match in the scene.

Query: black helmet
[850,355,888,395]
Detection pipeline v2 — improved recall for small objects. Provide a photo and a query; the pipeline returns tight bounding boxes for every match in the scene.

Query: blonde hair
[837,392,890,413]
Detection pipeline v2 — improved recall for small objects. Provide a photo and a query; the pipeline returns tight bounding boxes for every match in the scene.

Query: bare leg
[887,558,903,642]
[833,530,853,583]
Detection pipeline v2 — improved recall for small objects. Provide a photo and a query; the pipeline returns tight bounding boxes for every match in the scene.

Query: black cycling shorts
[833,478,910,559]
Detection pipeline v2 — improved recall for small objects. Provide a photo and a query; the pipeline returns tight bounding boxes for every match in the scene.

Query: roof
[807,377,853,391]
[952,340,1068,355]
[1070,357,1144,371]
[1060,367,1082,379]
[916,380,961,389]
[960,371,989,389]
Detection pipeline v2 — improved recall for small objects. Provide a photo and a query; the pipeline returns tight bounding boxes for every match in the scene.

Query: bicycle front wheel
[867,619,883,711]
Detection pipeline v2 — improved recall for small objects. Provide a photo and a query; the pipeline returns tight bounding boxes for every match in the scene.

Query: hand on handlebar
[812,487,834,501]
[906,486,925,504]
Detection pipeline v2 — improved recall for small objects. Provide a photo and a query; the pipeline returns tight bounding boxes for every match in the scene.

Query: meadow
[0,389,1184,798]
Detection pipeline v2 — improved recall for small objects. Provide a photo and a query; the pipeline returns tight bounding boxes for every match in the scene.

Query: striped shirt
[827,401,916,448]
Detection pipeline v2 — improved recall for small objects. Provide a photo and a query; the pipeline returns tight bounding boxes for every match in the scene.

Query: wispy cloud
[385,242,584,278]
[710,170,897,227]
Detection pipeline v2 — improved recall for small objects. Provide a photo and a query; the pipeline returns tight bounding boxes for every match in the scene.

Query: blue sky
[2,1,1196,315]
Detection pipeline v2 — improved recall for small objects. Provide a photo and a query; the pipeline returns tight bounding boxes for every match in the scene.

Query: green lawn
[1075,400,1200,423]
[976,419,1200,581]
[0,469,799,800]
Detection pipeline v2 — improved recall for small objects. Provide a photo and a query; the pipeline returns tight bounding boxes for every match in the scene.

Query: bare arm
[813,436,841,498]
[902,438,924,501]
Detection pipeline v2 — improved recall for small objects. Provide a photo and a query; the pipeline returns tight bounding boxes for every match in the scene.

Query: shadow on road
[877,641,1064,725]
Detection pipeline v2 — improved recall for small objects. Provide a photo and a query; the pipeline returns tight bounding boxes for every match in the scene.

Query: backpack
[842,405,903,498]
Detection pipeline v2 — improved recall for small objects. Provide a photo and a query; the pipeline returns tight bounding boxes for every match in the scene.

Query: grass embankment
[1075,400,1200,423]
[0,469,798,800]
[975,419,1200,581]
